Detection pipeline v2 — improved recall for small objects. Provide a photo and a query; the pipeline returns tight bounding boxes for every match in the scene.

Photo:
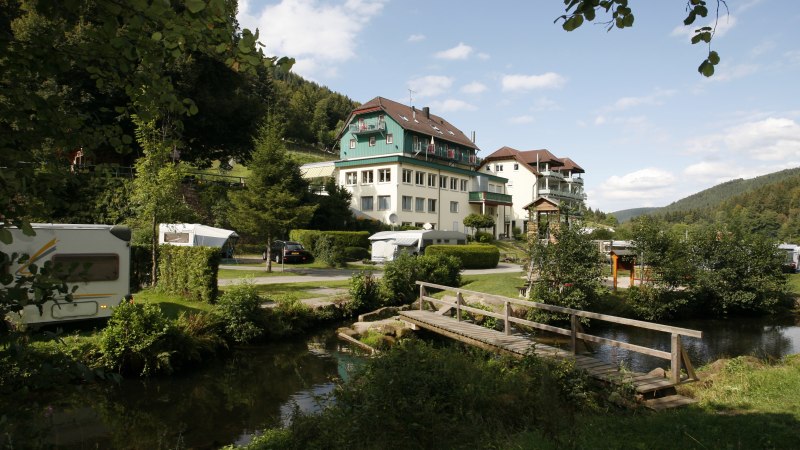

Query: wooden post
[419,284,426,310]
[504,301,510,335]
[570,314,578,355]
[456,292,463,321]
[670,333,681,383]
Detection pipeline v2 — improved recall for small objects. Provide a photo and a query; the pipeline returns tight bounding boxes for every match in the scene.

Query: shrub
[99,301,177,376]
[314,235,346,268]
[416,253,461,287]
[158,245,221,302]
[425,244,500,269]
[289,230,370,252]
[381,254,419,305]
[214,283,264,344]
[348,271,382,315]
[474,231,494,243]
[463,302,499,330]
[627,286,689,321]
[173,312,227,361]
[343,246,369,261]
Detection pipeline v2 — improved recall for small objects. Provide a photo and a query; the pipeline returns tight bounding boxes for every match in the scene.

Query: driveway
[218,262,524,286]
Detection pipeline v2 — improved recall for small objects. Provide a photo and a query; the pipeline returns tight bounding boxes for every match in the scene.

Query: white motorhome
[369,230,468,262]
[159,223,238,257]
[778,243,799,273]
[4,224,132,327]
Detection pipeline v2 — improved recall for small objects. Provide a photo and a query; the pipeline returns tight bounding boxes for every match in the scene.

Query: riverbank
[232,347,800,449]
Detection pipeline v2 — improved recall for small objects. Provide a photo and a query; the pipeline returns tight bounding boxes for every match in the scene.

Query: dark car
[262,240,313,264]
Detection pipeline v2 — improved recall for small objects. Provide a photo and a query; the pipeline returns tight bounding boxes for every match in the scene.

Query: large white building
[301,97,512,237]
[478,146,586,234]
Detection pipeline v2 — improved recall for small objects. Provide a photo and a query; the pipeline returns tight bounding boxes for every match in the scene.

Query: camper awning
[394,238,419,246]
[301,164,335,179]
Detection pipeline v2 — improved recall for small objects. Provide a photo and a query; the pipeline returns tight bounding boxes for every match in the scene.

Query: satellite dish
[388,213,398,224]
[422,223,433,230]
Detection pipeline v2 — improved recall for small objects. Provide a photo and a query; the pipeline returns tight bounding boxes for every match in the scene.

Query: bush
[474,231,494,243]
[214,283,265,344]
[130,244,152,291]
[416,253,462,287]
[289,230,370,252]
[158,245,221,302]
[99,301,177,376]
[348,271,382,315]
[343,246,369,261]
[425,244,500,269]
[381,254,419,305]
[314,235,346,268]
[627,286,689,321]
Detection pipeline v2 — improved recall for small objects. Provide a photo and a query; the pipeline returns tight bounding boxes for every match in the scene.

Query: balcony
[567,176,584,185]
[538,188,586,201]
[349,120,386,135]
[469,191,513,205]
[540,170,564,180]
[408,146,483,167]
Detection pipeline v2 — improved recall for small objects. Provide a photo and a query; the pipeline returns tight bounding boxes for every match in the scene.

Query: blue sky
[238,0,800,212]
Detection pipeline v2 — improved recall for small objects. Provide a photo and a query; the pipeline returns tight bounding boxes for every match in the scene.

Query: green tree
[228,117,317,272]
[557,0,726,76]
[309,179,355,231]
[463,213,496,236]
[529,225,604,316]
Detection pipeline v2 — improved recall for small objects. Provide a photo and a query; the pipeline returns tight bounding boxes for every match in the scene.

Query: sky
[237,0,800,213]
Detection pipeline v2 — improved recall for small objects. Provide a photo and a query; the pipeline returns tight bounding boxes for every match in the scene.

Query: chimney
[423,106,430,118]
[412,105,416,119]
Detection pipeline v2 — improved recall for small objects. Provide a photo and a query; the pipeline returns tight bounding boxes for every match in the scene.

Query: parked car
[262,240,313,264]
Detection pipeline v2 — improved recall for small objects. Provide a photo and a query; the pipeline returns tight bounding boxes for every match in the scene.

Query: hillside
[611,207,659,223]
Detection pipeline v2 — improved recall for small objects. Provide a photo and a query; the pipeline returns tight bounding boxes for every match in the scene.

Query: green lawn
[788,273,800,295]
[460,271,527,298]
[217,268,295,279]
[133,289,213,319]
[253,280,351,300]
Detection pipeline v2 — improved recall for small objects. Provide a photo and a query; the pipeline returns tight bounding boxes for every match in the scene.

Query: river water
[9,315,800,448]
[17,328,367,450]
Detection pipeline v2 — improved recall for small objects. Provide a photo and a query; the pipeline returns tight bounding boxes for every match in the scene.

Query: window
[402,196,412,211]
[439,175,448,189]
[450,177,458,190]
[361,196,374,211]
[460,180,468,191]
[450,201,459,213]
[514,163,519,170]
[345,171,357,185]
[361,170,374,184]
[413,135,419,151]
[378,195,390,211]
[427,173,437,187]
[163,232,190,244]
[386,133,393,144]
[349,139,356,149]
[53,254,120,282]
[428,199,437,213]
[415,197,425,212]
[378,168,391,183]
[402,169,413,184]
[369,136,376,146]
[415,171,425,186]
[495,164,503,172]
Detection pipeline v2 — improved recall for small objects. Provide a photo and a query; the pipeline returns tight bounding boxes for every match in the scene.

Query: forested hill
[658,167,800,215]
[654,167,800,241]
[272,70,359,153]
[611,207,659,223]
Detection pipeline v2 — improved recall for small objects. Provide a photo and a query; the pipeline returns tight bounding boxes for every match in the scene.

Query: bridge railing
[415,281,702,384]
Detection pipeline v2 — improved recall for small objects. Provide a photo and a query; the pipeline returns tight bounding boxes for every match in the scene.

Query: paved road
[218,262,524,286]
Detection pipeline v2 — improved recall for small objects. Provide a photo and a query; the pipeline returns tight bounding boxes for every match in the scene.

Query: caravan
[369,230,468,262]
[4,224,132,327]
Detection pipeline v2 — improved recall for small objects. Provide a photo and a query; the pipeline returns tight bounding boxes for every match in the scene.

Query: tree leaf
[21,221,35,236]
[622,13,634,27]
[708,51,720,65]
[699,60,715,77]
[151,31,162,41]
[0,228,11,245]
[185,0,206,14]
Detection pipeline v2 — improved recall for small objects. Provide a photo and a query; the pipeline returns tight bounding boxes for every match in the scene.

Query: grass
[787,273,800,295]
[133,288,213,319]
[460,271,527,298]
[492,240,528,262]
[253,280,351,300]
[503,354,800,449]
[217,268,295,279]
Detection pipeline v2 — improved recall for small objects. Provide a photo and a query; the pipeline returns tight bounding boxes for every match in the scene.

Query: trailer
[159,223,238,257]
[4,224,132,327]
[778,243,799,273]
[368,230,468,262]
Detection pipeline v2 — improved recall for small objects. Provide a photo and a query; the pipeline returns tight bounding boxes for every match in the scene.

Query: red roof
[480,146,584,174]
[339,97,478,150]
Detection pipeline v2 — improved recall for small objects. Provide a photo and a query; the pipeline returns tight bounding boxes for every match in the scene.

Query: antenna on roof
[408,88,416,105]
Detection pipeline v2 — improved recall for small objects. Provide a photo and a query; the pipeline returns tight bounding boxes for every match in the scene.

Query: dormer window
[400,115,409,121]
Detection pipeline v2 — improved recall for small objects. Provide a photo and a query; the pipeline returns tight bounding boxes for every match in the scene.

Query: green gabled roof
[334,156,508,183]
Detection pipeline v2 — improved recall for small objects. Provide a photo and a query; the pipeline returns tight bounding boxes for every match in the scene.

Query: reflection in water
[582,315,800,373]
[12,328,367,449]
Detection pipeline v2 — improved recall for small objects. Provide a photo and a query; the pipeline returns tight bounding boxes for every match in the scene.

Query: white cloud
[671,15,737,41]
[594,115,606,125]
[501,72,566,92]
[685,117,800,161]
[598,168,678,202]
[509,115,535,124]
[430,99,477,112]
[408,34,426,42]
[407,75,454,98]
[531,97,560,112]
[477,52,490,60]
[237,0,387,78]
[607,88,677,111]
[461,81,487,94]
[435,42,473,60]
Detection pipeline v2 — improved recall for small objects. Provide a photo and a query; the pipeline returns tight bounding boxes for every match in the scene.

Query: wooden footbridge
[398,282,703,411]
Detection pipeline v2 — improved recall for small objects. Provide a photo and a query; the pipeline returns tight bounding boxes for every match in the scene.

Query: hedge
[289,230,370,251]
[130,244,152,292]
[157,245,221,303]
[425,244,500,269]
